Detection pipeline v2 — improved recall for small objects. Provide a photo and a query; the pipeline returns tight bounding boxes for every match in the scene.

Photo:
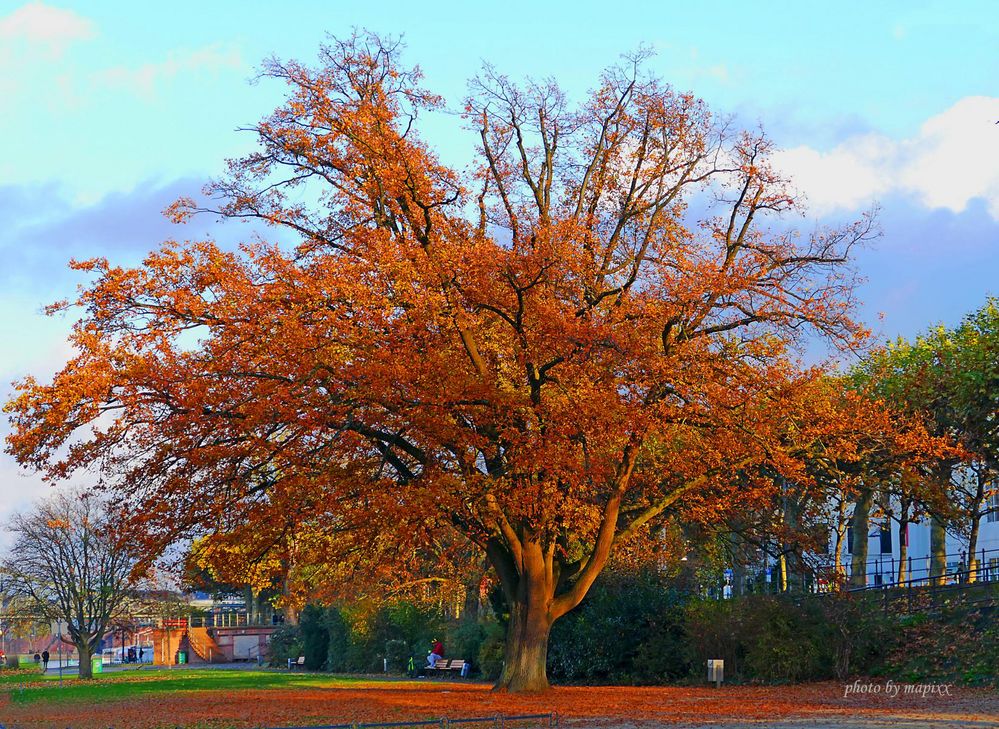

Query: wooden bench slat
[424,658,468,675]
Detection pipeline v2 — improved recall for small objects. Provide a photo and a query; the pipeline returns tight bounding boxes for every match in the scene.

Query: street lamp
[55,620,65,687]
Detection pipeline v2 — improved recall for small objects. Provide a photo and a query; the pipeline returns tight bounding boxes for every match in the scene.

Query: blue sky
[1,0,997,523]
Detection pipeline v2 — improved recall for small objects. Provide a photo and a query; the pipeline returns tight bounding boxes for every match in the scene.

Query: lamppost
[55,619,65,687]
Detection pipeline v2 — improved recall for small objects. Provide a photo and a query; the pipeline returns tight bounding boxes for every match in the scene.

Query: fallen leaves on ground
[2,679,998,729]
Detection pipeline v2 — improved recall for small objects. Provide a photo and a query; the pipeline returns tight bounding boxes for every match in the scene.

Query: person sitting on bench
[427,639,445,668]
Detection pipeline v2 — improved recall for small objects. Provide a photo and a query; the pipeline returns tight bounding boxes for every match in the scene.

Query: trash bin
[176,650,187,665]
[91,656,103,674]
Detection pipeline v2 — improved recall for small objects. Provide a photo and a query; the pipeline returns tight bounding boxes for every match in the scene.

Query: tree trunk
[495,595,553,692]
[76,639,93,679]
[849,486,873,588]
[966,469,986,583]
[489,538,559,693]
[732,555,746,598]
[462,559,488,620]
[930,514,948,586]
[833,494,848,581]
[244,585,256,624]
[897,515,909,583]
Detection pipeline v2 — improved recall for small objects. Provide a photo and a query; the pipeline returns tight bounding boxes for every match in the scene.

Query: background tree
[856,299,999,583]
[7,33,884,691]
[0,492,136,679]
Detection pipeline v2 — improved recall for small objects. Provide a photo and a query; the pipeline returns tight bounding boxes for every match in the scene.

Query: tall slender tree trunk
[897,514,909,583]
[966,469,986,583]
[462,559,488,620]
[833,493,849,581]
[929,462,952,585]
[930,514,948,586]
[849,486,873,588]
[732,555,746,597]
[282,573,299,626]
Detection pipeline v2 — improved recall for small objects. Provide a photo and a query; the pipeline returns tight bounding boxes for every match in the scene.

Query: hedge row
[271,568,993,685]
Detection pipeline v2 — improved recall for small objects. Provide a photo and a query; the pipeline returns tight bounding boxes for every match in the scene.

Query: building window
[986,492,999,523]
[846,526,853,554]
[879,526,892,554]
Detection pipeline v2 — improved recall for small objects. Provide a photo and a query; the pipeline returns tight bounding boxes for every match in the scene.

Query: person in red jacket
[427,639,444,668]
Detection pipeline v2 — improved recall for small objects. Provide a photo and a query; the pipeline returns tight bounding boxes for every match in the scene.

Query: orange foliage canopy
[5,34,919,689]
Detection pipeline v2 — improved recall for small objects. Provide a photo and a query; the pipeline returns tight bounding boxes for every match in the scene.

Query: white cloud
[774,96,999,220]
[98,44,244,101]
[0,1,96,54]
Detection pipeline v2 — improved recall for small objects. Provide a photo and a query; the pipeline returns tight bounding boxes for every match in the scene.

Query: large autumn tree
[6,34,881,690]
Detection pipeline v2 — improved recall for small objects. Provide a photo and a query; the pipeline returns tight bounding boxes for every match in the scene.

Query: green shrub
[383,639,410,672]
[451,619,487,674]
[325,606,351,672]
[548,568,689,683]
[683,597,744,679]
[739,597,829,682]
[266,624,302,668]
[477,622,506,680]
[822,591,894,679]
[300,603,330,670]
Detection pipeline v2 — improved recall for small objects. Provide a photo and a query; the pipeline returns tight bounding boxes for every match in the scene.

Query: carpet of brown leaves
[2,679,997,728]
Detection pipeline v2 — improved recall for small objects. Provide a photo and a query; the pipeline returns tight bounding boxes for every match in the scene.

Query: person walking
[41,649,49,672]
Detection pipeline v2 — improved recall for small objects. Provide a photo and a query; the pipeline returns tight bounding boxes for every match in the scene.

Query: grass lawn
[5,667,419,704]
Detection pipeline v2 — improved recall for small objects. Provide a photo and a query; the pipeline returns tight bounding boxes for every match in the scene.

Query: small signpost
[707,659,724,688]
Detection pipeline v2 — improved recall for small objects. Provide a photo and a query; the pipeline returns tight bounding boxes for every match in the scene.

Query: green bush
[477,622,506,680]
[273,572,913,685]
[451,619,487,675]
[325,606,351,672]
[822,591,894,679]
[300,603,330,670]
[739,597,829,682]
[267,623,303,668]
[548,568,690,683]
[683,597,744,678]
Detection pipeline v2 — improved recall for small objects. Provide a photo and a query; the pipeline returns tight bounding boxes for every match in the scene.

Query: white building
[836,490,999,587]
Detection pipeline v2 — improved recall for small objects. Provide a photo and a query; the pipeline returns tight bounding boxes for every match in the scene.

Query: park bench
[287,655,306,670]
[423,658,469,678]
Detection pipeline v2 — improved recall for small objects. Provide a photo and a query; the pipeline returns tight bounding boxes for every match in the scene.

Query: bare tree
[0,491,136,678]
